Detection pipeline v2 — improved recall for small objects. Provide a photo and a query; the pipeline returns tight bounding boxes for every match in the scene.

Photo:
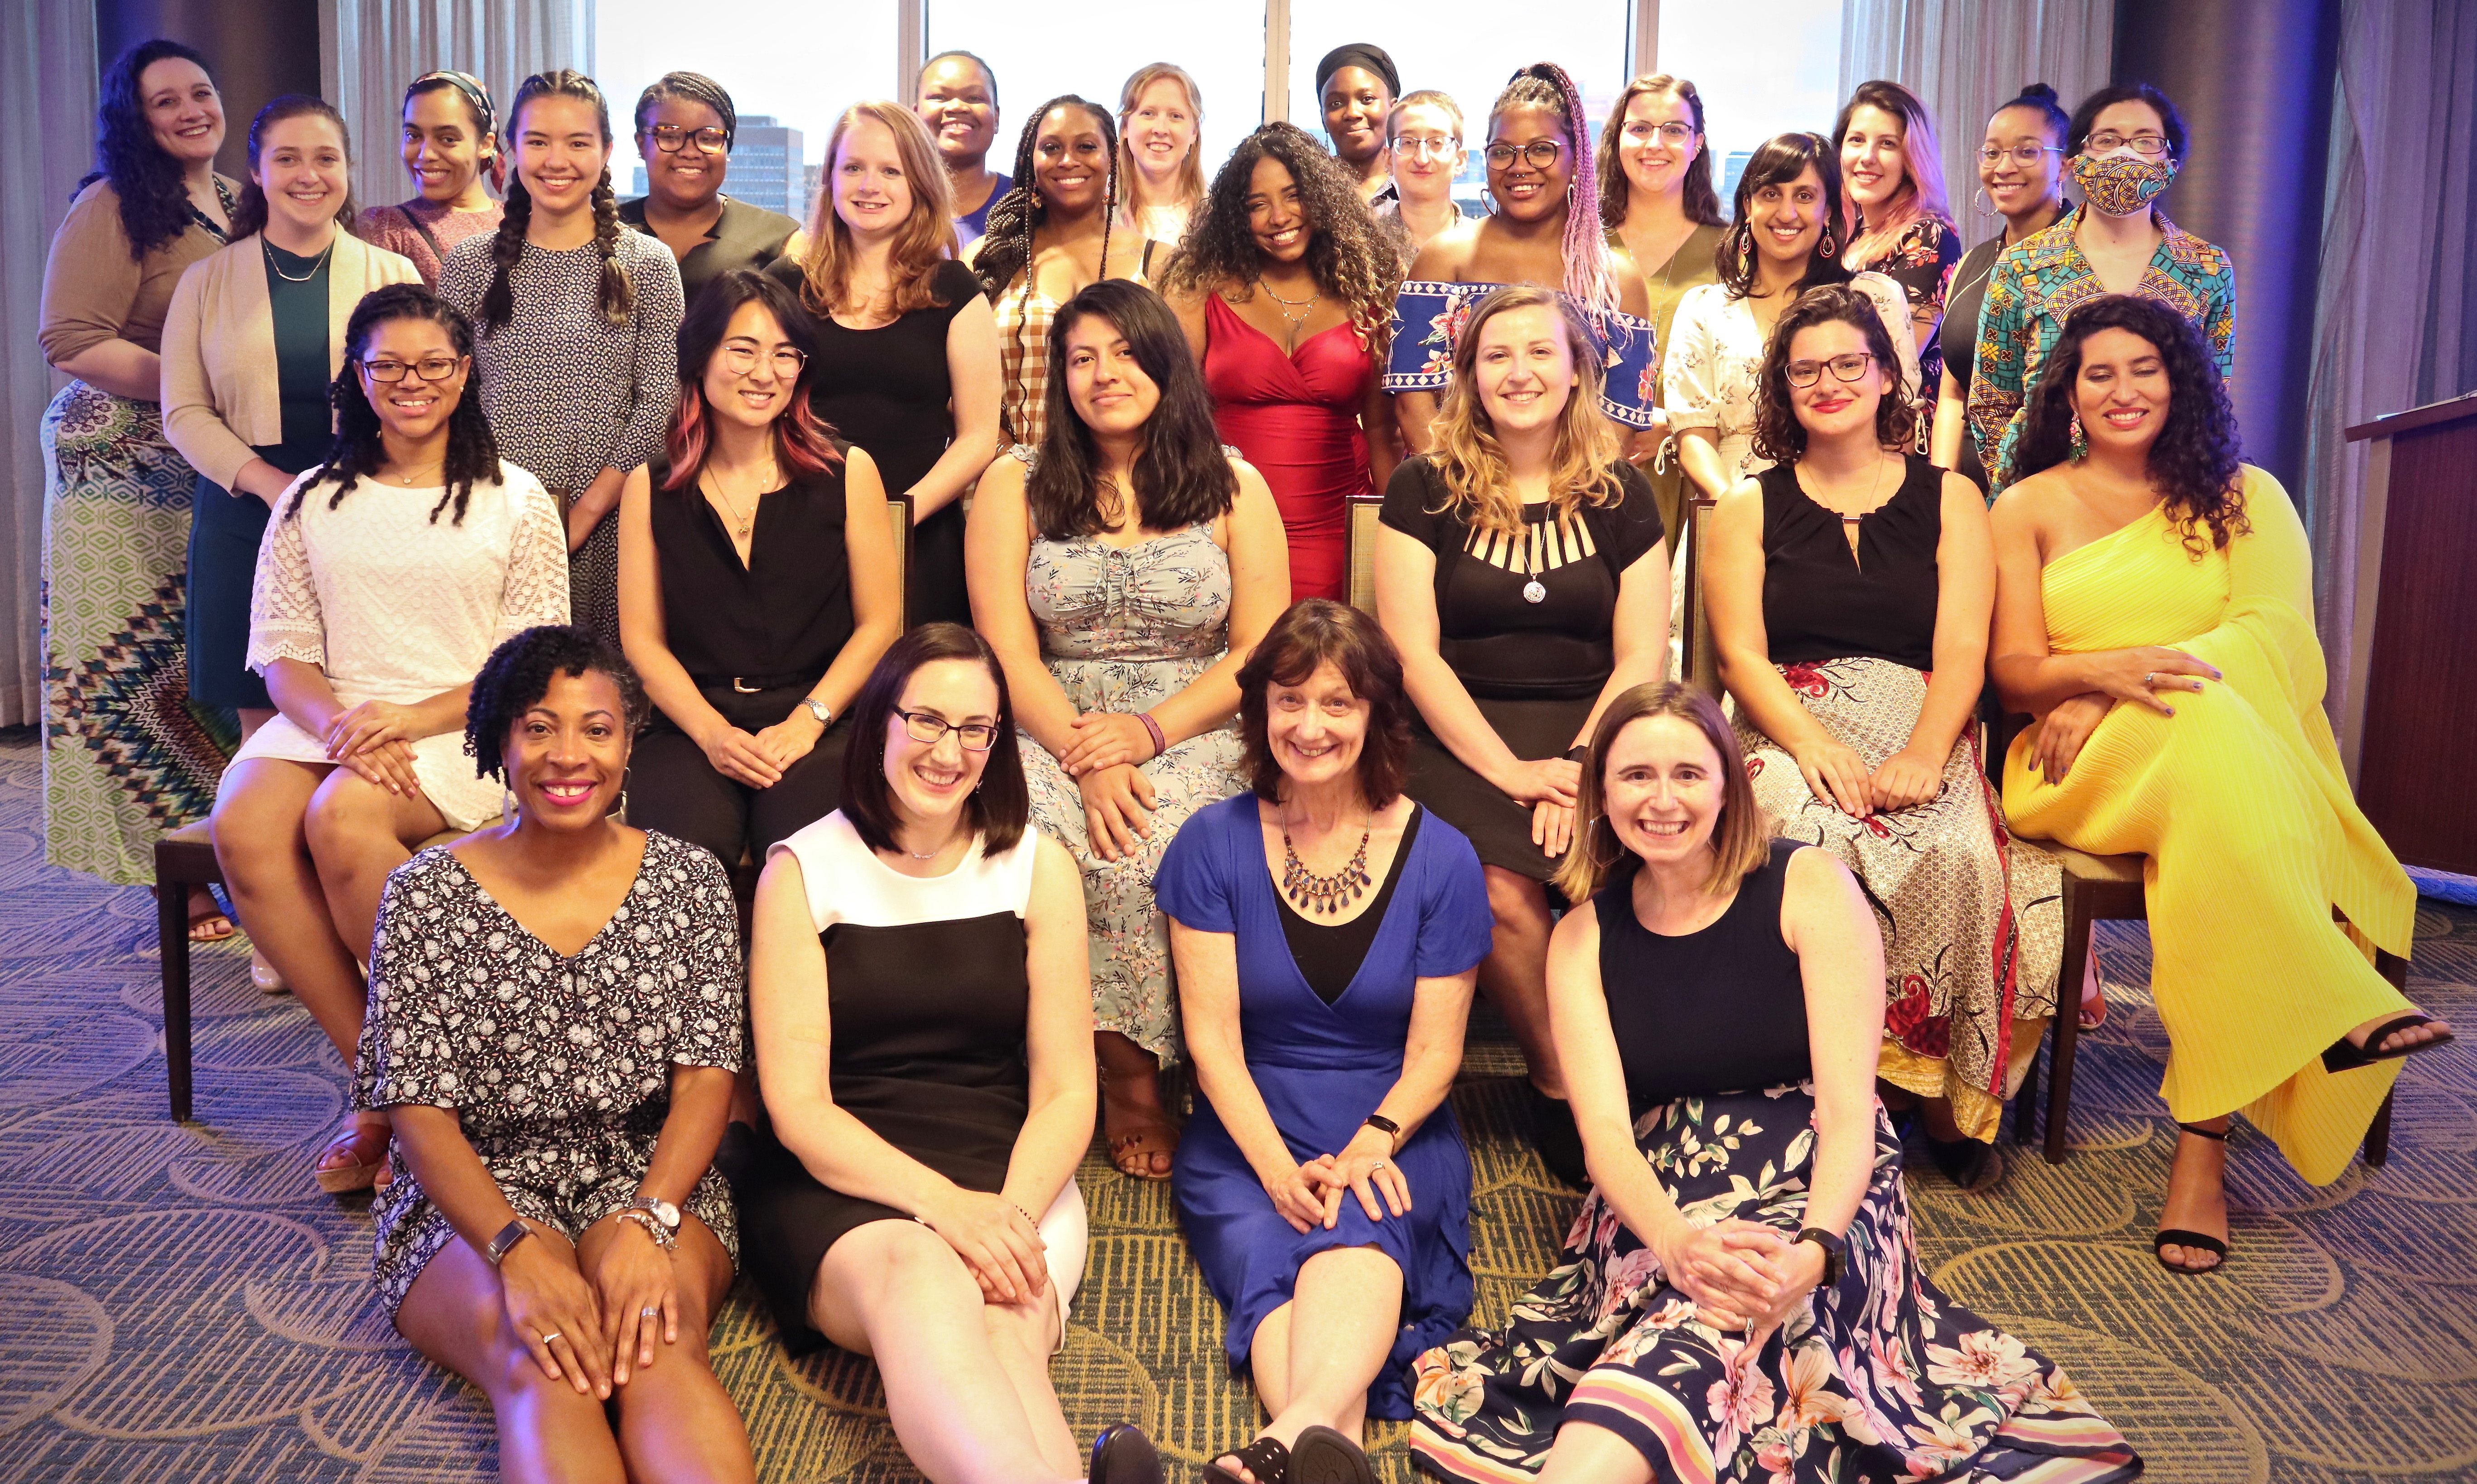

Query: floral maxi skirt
[1409,1084,2140,1484]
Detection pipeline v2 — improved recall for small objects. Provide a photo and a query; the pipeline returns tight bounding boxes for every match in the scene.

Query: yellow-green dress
[2001,467,2414,1184]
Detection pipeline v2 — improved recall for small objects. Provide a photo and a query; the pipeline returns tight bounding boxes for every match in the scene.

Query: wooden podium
[2338,393,2477,875]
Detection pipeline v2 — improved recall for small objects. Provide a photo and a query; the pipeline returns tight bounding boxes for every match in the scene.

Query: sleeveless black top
[644,455,853,693]
[1596,838,1812,1110]
[618,195,801,307]
[1759,454,1943,672]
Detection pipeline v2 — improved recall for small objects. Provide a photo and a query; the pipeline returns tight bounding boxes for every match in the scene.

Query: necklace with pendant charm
[1519,518,1548,603]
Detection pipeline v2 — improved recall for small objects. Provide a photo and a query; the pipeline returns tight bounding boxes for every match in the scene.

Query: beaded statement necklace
[1281,814,1373,914]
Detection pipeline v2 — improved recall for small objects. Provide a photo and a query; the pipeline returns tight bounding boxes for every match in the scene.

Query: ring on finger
[641,1306,659,1319]
[538,1330,563,1343]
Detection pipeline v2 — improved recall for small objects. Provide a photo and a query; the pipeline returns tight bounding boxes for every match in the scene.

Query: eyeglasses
[1623,121,1697,147]
[1483,140,1563,170]
[895,707,999,751]
[1391,135,1460,159]
[2084,131,2169,158]
[718,343,808,378]
[360,354,466,383]
[1978,144,2064,167]
[1784,352,1875,388]
[649,123,729,155]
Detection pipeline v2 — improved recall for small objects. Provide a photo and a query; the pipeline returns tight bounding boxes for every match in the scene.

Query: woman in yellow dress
[1988,294,2450,1274]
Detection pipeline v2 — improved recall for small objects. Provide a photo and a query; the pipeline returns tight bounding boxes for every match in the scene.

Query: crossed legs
[1213,1246,1402,1479]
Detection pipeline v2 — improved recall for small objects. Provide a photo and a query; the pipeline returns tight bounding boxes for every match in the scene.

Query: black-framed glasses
[1978,144,2064,167]
[1784,352,1875,388]
[360,354,466,383]
[1484,140,1563,170]
[718,343,808,378]
[895,708,998,751]
[1622,121,1697,147]
[2084,130,2169,158]
[649,123,729,155]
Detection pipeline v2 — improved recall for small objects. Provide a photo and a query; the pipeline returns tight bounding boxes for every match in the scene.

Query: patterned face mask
[2072,151,2176,217]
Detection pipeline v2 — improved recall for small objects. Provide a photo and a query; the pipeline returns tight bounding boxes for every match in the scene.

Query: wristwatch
[1795,1226,1847,1287]
[630,1195,682,1232]
[485,1218,534,1267]
[801,697,833,725]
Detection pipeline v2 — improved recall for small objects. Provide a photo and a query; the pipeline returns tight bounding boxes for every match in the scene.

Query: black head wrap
[1314,44,1400,100]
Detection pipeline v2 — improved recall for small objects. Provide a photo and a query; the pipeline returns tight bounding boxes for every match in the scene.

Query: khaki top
[39,176,239,367]
[160,230,423,491]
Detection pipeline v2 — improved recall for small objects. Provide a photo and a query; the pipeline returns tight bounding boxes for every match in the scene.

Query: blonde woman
[1836,80,1960,445]
[1116,63,1205,245]
[1373,285,1670,1186]
[775,99,999,626]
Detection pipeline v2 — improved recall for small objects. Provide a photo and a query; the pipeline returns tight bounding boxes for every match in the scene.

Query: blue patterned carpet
[1,727,2472,1482]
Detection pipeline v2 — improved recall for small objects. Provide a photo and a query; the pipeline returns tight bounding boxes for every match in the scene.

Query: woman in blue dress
[1156,599,1493,1484]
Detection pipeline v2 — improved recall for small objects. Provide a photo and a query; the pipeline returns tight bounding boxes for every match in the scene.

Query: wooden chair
[885,491,912,620]
[1675,491,1721,694]
[1345,492,1384,615]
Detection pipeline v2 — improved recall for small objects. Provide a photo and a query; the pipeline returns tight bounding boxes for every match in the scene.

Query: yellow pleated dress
[2002,467,2415,1185]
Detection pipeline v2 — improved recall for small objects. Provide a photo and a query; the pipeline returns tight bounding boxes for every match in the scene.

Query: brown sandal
[314,1122,390,1195]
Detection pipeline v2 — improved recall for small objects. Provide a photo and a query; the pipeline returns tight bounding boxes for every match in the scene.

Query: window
[1288,8,1633,216]
[1654,0,1845,205]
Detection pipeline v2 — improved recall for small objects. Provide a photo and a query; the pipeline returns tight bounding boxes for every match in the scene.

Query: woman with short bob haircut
[1159,599,1490,1482]
[1411,682,2140,1484]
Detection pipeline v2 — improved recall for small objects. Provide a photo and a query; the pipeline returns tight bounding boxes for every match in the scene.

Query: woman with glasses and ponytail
[441,69,684,649]
[619,71,808,308]
[358,71,505,285]
[1385,63,1658,457]
[1967,82,2234,496]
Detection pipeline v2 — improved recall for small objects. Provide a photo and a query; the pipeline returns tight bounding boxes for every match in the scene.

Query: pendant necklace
[1280,809,1373,914]
[1254,276,1323,348]
[699,467,767,541]
[1517,519,1549,604]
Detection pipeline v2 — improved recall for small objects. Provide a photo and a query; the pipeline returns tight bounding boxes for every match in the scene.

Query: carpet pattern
[0,728,2471,1482]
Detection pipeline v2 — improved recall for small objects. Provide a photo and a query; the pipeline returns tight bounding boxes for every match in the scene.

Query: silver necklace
[263,236,335,282]
[1515,517,1551,603]
[1254,275,1323,333]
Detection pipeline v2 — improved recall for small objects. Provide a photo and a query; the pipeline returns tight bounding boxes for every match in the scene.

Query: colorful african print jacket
[1966,205,2236,495]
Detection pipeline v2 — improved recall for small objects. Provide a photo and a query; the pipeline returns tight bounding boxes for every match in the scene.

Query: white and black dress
[354,832,743,1315]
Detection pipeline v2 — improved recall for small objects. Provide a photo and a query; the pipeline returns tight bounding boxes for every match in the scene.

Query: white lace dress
[237,463,570,827]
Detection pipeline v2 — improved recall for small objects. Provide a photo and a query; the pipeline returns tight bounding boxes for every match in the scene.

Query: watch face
[646,1198,681,1228]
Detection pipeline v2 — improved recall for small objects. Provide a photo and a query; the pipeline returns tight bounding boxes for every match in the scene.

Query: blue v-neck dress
[1155,792,1493,1419]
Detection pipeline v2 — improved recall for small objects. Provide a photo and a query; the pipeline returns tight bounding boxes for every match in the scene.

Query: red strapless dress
[1202,294,1376,603]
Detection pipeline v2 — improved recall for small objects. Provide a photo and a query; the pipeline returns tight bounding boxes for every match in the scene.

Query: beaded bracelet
[1137,712,1167,759]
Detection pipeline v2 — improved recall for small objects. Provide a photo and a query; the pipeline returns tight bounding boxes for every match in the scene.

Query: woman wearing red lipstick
[1835,81,1959,448]
[211,283,569,1195]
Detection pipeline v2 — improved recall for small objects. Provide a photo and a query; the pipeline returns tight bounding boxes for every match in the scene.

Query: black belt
[691,670,822,693]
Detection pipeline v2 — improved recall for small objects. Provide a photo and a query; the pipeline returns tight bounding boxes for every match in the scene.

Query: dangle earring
[499,784,518,826]
[1818,222,1838,258]
[2068,410,2088,462]
[1733,224,1752,279]
[615,767,631,822]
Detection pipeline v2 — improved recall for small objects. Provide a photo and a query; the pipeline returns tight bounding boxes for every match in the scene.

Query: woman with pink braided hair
[1384,63,1658,458]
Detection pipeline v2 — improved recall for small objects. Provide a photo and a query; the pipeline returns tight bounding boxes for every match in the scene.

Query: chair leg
[155,873,194,1123]
[2364,1089,2394,1168]
[2013,1021,2043,1146]
[2044,888,2095,1165]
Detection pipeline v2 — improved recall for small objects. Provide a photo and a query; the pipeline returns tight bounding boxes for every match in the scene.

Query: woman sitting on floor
[1702,283,2062,1190]
[357,624,753,1484]
[1158,599,1490,1484]
[1410,682,2141,1484]
[1989,294,2450,1272]
[731,624,1163,1484]
[212,282,568,1195]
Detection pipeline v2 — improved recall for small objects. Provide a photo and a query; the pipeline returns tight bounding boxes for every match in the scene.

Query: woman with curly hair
[38,39,238,896]
[1385,63,1657,456]
[1161,122,1400,604]
[213,284,568,1194]
[965,96,1162,450]
[440,70,683,649]
[1990,295,2448,1272]
[1701,284,2061,1190]
[359,623,754,1483]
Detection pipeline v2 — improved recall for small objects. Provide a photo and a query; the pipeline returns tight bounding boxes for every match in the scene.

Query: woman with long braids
[618,70,807,308]
[1386,63,1657,456]
[212,283,569,1195]
[1161,121,1400,605]
[357,71,506,285]
[965,96,1161,450]
[38,39,238,900]
[441,69,683,648]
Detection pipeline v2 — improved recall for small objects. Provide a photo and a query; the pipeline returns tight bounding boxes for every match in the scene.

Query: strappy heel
[2153,1122,2229,1275]
[2321,1013,2454,1073]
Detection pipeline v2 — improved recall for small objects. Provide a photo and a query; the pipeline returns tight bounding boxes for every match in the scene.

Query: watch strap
[1795,1226,1846,1286]
[802,697,832,724]
[485,1218,533,1267]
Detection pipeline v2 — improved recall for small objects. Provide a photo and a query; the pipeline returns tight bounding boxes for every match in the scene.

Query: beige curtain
[2304,0,2477,707]
[1837,0,2113,234]
[1,0,101,727]
[319,0,595,191]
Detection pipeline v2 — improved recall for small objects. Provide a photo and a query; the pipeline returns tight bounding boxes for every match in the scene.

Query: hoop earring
[2068,411,2088,462]
[1733,224,1753,279]
[1817,224,1838,259]
[1973,186,1998,218]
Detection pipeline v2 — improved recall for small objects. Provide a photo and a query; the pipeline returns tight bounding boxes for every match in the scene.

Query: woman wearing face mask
[1373,286,1671,1188]
[1373,91,1466,271]
[1116,63,1206,245]
[965,280,1289,1182]
[617,71,808,308]
[1389,65,1658,458]
[1161,122,1402,604]
[776,101,999,628]
[967,97,1161,451]
[1933,84,2070,497]
[1968,82,2234,496]
[39,40,239,894]
[441,70,684,651]
[1834,81,1959,447]
[1407,683,2140,1484]
[358,71,505,285]
[1314,45,1399,204]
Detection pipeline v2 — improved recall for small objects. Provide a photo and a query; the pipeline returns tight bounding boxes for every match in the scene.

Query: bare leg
[1218,1248,1402,1477]
[810,1220,1079,1484]
[1535,1420,1655,1484]
[575,1215,755,1483]
[214,758,364,1063]
[393,1227,629,1484]
[304,766,447,968]
[984,1277,1079,1479]
[1098,1029,1176,1179]
[1479,867,1561,1095]
[2157,1113,2230,1273]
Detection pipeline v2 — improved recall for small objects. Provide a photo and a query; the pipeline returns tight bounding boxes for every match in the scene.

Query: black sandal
[2153,1122,2230,1275]
[1925,1132,2005,1194]
[2321,1013,2455,1073]
[1202,1434,1290,1484]
[1089,1424,1163,1484]
[1289,1426,1376,1484]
